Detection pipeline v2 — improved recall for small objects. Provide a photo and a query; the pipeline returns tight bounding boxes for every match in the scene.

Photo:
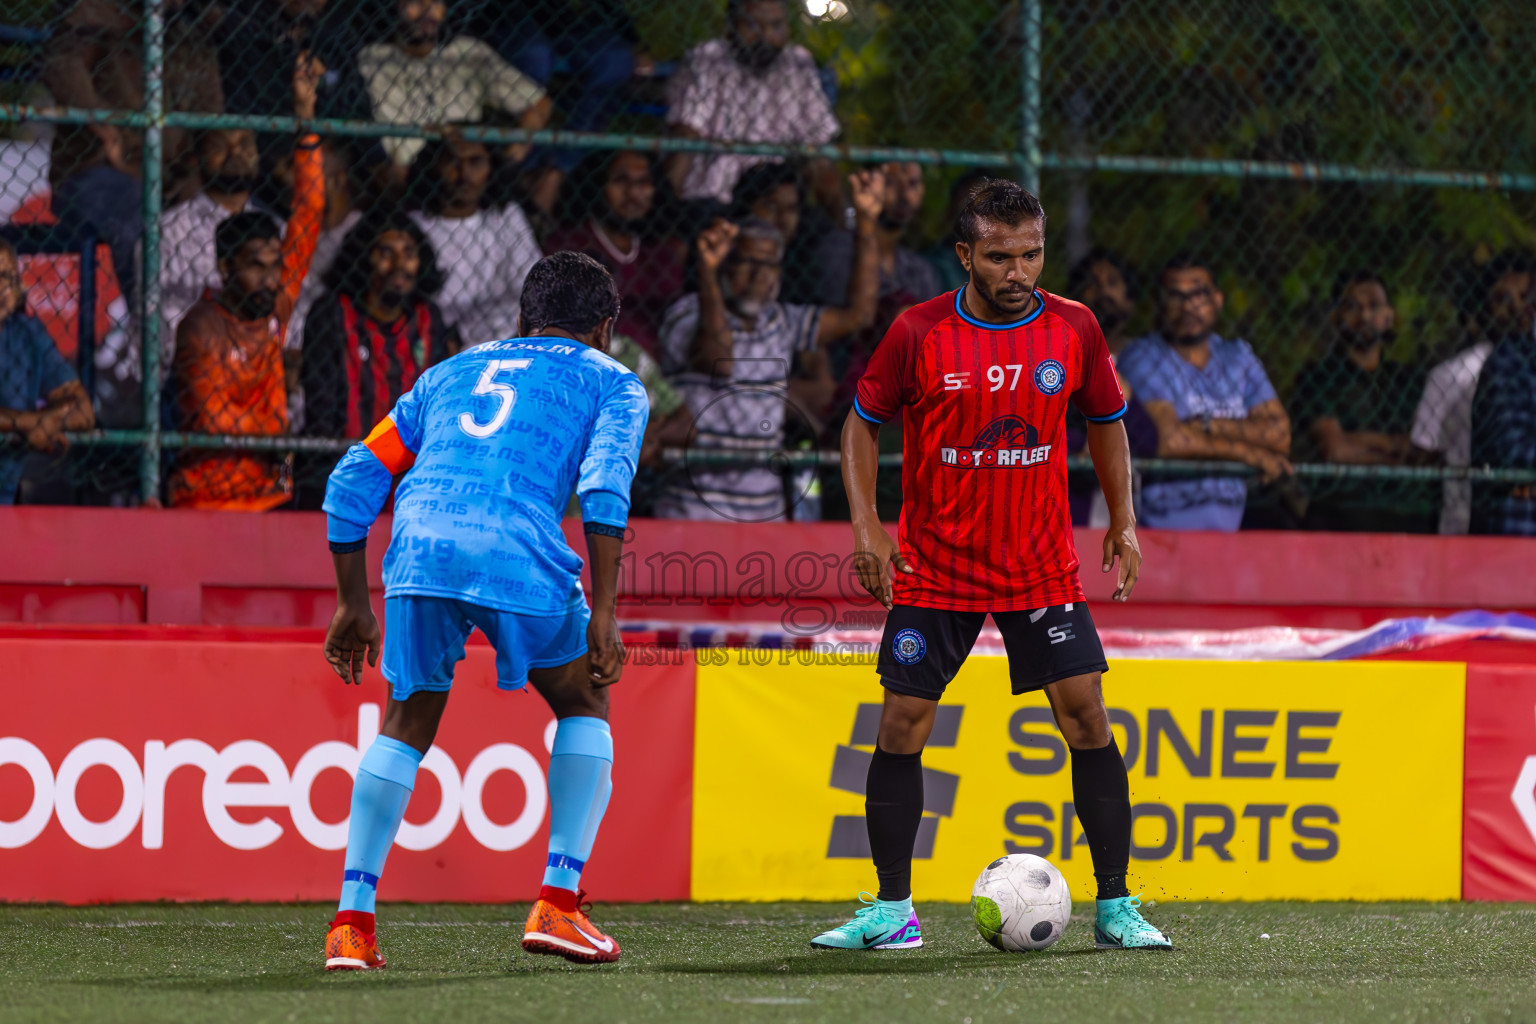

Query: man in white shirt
[1411,340,1493,534]
[356,0,551,173]
[408,136,541,346]
[159,127,273,347]
[665,0,840,206]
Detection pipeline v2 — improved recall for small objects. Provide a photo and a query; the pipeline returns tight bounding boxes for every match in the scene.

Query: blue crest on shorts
[892,628,927,665]
[1034,359,1066,396]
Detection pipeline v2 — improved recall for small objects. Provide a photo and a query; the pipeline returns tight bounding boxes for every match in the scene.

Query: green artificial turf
[3,901,1534,1023]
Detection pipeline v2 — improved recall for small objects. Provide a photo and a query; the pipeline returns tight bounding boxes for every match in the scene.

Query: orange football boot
[325,913,387,971]
[521,889,621,964]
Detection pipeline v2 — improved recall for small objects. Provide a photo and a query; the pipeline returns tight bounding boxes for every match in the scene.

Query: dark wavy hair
[322,208,445,300]
[955,178,1046,245]
[521,250,621,336]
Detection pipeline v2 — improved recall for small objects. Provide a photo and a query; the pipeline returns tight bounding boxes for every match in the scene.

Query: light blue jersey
[323,337,649,616]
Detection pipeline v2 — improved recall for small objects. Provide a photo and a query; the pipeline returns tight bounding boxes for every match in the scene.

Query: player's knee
[1058,704,1110,749]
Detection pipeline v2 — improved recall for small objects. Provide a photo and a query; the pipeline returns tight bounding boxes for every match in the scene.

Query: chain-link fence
[0,0,1532,532]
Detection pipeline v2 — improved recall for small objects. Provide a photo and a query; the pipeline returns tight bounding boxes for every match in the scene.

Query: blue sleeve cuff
[578,489,630,531]
[1085,401,1129,424]
[326,513,370,544]
[853,397,885,425]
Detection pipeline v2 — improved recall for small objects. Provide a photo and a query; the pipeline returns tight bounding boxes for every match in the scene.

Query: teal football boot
[1094,895,1172,949]
[810,893,923,950]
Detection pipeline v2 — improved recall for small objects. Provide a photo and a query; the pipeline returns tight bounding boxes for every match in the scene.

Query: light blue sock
[338,736,423,914]
[542,717,613,893]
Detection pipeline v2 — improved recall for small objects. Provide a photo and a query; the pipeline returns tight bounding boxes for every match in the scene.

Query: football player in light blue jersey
[318,252,648,970]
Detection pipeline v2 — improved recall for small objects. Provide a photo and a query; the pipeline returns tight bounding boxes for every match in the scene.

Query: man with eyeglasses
[1117,253,1291,531]
[656,170,886,521]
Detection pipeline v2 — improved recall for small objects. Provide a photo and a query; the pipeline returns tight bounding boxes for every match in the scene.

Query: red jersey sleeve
[853,308,921,424]
[1065,301,1127,422]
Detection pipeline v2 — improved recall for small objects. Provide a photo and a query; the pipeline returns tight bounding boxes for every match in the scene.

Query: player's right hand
[323,604,380,685]
[852,527,913,611]
[587,609,625,687]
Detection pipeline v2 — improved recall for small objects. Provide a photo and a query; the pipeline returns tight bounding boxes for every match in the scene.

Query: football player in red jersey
[810,180,1171,952]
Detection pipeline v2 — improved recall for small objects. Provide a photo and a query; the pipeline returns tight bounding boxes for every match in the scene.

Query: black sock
[1070,737,1132,900]
[865,745,924,902]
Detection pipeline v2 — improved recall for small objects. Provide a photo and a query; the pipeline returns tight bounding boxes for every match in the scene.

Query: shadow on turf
[646,947,1109,975]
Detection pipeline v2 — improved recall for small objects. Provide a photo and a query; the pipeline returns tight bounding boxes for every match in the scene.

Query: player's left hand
[323,603,380,685]
[1102,520,1141,602]
[587,609,625,687]
[848,168,886,222]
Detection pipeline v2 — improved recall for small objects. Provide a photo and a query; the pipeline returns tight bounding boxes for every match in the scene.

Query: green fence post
[1020,0,1042,196]
[139,0,165,502]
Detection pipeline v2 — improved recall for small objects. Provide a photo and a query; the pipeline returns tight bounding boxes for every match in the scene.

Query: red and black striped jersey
[854,287,1126,611]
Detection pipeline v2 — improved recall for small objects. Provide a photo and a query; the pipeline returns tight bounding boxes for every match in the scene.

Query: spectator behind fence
[544,150,684,357]
[296,211,450,509]
[665,0,840,207]
[729,161,830,306]
[471,0,640,174]
[1118,254,1291,531]
[161,57,323,352]
[1064,248,1158,526]
[1414,256,1520,535]
[1468,253,1536,534]
[817,162,941,309]
[656,169,886,521]
[921,169,990,294]
[216,0,365,120]
[1290,271,1435,533]
[407,135,541,347]
[0,240,95,504]
[42,0,225,207]
[356,0,552,177]
[167,103,323,510]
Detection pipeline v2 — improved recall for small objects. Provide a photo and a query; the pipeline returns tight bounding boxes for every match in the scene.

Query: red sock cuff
[539,885,579,913]
[331,909,376,935]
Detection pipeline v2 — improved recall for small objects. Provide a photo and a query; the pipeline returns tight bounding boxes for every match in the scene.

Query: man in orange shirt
[169,54,325,510]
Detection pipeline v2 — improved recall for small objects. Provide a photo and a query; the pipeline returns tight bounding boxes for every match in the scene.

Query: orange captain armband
[361,417,417,474]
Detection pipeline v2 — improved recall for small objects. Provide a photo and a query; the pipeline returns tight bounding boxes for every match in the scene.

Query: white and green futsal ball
[970,853,1072,951]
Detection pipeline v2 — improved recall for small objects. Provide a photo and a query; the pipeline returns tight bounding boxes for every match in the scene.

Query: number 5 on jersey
[459,358,533,438]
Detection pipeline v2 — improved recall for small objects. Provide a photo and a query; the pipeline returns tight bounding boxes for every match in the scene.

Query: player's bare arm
[817,168,887,342]
[1085,419,1141,602]
[584,530,626,687]
[841,410,912,610]
[690,218,739,372]
[323,548,380,685]
[1143,398,1292,482]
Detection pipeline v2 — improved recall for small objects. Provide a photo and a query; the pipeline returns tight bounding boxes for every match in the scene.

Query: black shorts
[876,602,1109,699]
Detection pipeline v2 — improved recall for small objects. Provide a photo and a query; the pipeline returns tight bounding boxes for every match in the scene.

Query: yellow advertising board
[691,656,1465,902]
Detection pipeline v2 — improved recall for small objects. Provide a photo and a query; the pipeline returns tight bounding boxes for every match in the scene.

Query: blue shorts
[380,592,590,701]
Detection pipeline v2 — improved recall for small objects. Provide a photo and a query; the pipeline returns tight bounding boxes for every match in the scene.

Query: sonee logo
[826,703,963,860]
[1034,359,1066,395]
[892,628,926,665]
[1047,624,1076,645]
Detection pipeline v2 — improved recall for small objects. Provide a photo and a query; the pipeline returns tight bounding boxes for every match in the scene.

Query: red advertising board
[0,636,694,903]
[1463,663,1536,900]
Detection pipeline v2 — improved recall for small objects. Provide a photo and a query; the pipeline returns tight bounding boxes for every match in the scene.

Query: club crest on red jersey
[1034,359,1066,395]
[939,415,1053,470]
